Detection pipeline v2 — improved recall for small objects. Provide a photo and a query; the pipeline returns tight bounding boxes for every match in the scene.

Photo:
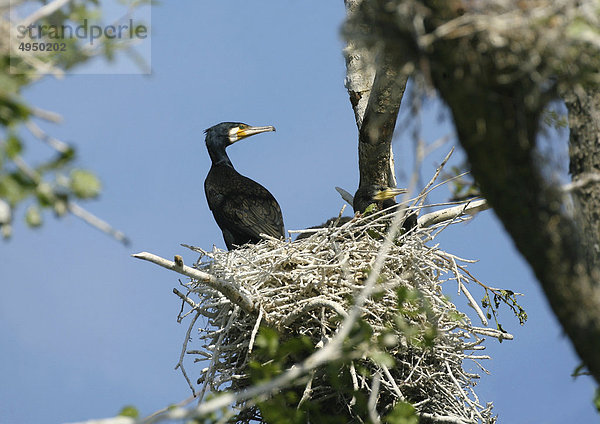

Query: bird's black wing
[205,166,284,245]
[225,175,284,239]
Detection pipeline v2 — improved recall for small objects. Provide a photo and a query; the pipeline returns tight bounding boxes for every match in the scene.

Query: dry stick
[25,120,71,154]
[148,186,413,422]
[415,147,455,209]
[418,199,488,228]
[283,298,349,326]
[450,256,488,326]
[367,371,382,424]
[173,288,200,310]
[175,311,200,396]
[132,252,254,312]
[297,370,315,409]
[11,154,130,245]
[19,0,73,26]
[68,202,130,246]
[197,306,241,403]
[561,172,600,192]
[142,394,197,422]
[381,364,405,401]
[29,107,63,123]
[246,307,263,356]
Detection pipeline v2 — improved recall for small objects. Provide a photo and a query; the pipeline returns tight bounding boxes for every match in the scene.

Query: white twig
[418,199,489,228]
[367,371,381,424]
[19,0,73,27]
[131,252,254,312]
[561,172,600,192]
[68,202,130,246]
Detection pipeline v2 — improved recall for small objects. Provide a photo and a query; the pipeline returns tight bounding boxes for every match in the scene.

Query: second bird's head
[204,122,276,149]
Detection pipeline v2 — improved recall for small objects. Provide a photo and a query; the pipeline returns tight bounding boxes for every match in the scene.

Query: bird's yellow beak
[373,187,407,201]
[236,125,276,139]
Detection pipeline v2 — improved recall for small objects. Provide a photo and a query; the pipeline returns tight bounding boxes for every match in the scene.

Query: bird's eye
[238,124,247,129]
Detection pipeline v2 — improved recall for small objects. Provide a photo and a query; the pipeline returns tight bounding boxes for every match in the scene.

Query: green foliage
[250,327,315,383]
[0,0,147,239]
[69,169,102,199]
[594,388,600,413]
[481,288,528,336]
[25,204,42,227]
[118,405,139,419]
[244,284,444,423]
[385,402,418,424]
[571,363,589,378]
[444,164,481,201]
[394,286,438,348]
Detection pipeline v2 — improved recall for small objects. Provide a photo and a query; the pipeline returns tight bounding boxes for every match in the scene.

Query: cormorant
[295,185,413,241]
[204,122,284,250]
[352,185,407,214]
[354,184,418,232]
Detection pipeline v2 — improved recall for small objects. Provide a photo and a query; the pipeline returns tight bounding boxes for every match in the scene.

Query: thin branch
[19,0,73,27]
[25,120,71,154]
[418,199,488,228]
[131,252,255,313]
[283,298,349,326]
[68,202,130,246]
[561,172,600,192]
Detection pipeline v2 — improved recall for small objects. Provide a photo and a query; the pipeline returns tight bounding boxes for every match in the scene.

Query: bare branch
[131,251,255,313]
[68,202,130,246]
[418,199,488,228]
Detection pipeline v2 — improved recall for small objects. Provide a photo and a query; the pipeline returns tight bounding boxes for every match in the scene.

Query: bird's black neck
[208,145,234,168]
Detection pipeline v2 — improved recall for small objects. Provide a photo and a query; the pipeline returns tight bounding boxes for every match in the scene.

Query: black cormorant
[295,185,412,241]
[354,184,418,232]
[204,122,284,250]
[352,185,407,214]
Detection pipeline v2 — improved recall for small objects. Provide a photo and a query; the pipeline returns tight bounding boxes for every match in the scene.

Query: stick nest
[179,207,509,423]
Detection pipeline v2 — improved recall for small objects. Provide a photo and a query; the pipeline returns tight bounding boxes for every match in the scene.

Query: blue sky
[1,2,597,423]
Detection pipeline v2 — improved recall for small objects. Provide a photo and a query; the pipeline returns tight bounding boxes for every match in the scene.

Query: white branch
[561,172,600,192]
[131,252,255,313]
[19,0,73,27]
[68,202,130,246]
[418,199,489,228]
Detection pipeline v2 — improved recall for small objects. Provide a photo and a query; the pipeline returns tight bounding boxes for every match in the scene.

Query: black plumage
[295,216,353,240]
[352,184,406,214]
[295,185,414,241]
[354,184,418,232]
[204,122,284,250]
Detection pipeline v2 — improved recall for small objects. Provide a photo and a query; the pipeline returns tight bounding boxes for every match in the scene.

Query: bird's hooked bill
[236,125,276,139]
[373,187,408,201]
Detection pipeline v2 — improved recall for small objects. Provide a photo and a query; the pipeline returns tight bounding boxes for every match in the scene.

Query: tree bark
[344,0,600,384]
[564,88,600,269]
[343,0,407,191]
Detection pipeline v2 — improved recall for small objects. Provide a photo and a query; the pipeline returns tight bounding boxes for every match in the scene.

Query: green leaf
[369,350,395,368]
[25,205,42,227]
[0,174,31,205]
[255,327,280,357]
[5,135,22,158]
[385,401,418,424]
[69,169,101,199]
[118,405,139,418]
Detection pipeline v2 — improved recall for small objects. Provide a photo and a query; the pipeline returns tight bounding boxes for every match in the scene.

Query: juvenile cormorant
[352,185,407,213]
[204,122,284,250]
[354,184,418,232]
[295,185,411,241]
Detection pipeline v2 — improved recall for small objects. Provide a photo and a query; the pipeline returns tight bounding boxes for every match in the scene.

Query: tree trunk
[344,0,600,384]
[343,0,407,191]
